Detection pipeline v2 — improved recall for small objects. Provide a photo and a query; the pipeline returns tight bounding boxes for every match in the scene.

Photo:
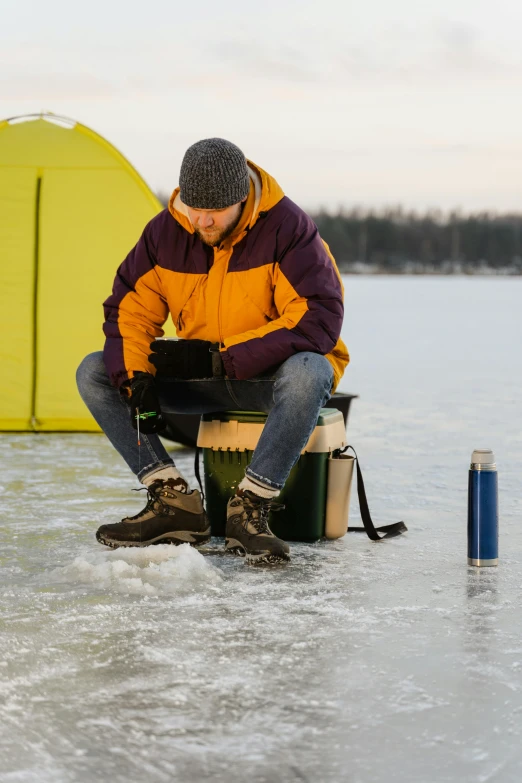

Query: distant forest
[157,193,522,274]
[312,209,522,274]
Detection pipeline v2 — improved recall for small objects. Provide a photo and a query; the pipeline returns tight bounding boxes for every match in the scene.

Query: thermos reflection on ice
[467,449,498,567]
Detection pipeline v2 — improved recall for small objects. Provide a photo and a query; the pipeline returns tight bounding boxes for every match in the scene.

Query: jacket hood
[168,160,285,238]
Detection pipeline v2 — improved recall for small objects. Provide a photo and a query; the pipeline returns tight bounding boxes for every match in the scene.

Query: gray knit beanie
[179,138,250,210]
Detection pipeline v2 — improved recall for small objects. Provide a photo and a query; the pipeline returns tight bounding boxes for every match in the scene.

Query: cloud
[208,38,321,84]
[434,20,504,75]
[203,21,522,96]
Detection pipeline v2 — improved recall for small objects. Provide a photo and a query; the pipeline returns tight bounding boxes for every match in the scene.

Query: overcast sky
[3,0,522,213]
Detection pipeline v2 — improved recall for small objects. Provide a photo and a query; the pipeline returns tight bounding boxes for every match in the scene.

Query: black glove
[149,339,224,379]
[124,372,165,434]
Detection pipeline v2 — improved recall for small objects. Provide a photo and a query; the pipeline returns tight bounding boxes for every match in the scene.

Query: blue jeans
[76,352,334,490]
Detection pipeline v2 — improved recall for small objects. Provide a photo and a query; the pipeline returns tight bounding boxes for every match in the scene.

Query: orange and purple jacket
[103,161,349,390]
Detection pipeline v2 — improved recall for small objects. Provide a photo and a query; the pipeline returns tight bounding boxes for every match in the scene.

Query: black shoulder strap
[194,443,406,540]
[343,446,407,540]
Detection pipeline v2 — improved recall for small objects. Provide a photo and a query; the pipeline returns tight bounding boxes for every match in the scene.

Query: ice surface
[1,277,522,782]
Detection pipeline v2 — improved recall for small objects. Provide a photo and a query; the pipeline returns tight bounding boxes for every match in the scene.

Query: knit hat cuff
[181,175,250,210]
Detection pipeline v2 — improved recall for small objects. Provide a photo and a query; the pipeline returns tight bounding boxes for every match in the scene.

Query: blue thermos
[468,449,498,567]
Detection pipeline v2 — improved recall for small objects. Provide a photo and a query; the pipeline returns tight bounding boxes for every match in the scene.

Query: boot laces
[243,495,285,535]
[128,483,172,521]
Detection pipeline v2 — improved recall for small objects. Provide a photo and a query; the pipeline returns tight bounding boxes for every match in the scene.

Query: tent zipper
[30,175,42,429]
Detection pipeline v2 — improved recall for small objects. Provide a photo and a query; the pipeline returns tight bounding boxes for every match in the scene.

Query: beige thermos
[324,453,355,539]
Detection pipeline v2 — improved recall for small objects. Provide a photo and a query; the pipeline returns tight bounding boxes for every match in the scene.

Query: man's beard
[194,209,243,247]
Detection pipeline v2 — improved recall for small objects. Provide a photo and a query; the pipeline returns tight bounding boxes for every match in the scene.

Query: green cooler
[197,408,349,542]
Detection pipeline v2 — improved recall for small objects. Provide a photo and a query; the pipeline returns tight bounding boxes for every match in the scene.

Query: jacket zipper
[175,279,199,334]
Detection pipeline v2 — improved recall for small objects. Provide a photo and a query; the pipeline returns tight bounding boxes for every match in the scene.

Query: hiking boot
[96,478,211,548]
[225,490,290,565]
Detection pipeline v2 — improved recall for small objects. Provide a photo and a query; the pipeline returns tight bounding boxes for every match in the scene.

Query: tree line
[312,209,522,273]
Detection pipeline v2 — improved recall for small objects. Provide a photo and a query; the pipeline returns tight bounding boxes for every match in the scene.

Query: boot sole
[225,538,290,565]
[96,528,211,549]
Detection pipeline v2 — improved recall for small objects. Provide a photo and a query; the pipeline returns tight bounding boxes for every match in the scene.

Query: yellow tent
[0,113,169,431]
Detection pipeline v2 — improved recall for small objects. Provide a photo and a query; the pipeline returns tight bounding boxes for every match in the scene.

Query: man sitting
[77,138,348,564]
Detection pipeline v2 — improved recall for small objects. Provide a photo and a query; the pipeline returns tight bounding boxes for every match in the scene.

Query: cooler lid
[197,408,346,452]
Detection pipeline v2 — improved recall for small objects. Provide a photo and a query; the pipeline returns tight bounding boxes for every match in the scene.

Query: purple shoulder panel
[228,198,341,300]
[274,202,341,298]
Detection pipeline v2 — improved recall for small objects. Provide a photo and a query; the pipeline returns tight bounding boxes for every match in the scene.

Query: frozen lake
[1,276,521,782]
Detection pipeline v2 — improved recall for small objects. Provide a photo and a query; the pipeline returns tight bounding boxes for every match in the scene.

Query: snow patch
[49,543,223,596]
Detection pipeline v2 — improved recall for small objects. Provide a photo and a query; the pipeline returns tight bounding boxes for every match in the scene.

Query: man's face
[187,199,246,247]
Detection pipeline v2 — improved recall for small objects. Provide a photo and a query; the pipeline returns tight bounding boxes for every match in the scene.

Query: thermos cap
[471,449,495,465]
